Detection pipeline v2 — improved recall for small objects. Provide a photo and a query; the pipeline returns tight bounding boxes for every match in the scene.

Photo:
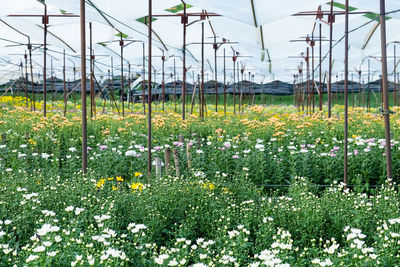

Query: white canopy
[0,0,399,84]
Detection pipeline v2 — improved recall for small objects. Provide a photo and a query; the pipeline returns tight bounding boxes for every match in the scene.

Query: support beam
[80,0,88,173]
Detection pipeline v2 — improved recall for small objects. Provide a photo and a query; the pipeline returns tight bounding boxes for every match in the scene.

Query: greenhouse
[1,0,400,266]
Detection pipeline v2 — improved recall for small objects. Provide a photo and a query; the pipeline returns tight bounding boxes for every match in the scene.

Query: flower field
[1,98,400,266]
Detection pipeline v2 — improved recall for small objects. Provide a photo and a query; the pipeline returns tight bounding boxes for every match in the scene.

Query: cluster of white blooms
[100,247,126,261]
[311,258,333,266]
[65,206,85,215]
[127,223,147,234]
[253,249,290,267]
[36,224,60,236]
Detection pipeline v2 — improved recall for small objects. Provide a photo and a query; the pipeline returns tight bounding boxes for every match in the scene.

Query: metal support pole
[319,23,323,112]
[174,59,177,112]
[28,43,35,111]
[80,0,88,173]
[142,43,146,115]
[128,63,131,107]
[394,45,397,106]
[89,22,95,118]
[214,36,218,112]
[306,47,310,115]
[311,37,315,113]
[63,50,67,116]
[379,0,393,180]
[182,2,187,120]
[223,48,226,117]
[233,54,236,114]
[24,53,29,108]
[120,35,125,116]
[201,22,205,118]
[162,51,165,111]
[147,0,153,180]
[344,0,349,185]
[328,0,334,117]
[43,4,48,117]
[368,59,371,111]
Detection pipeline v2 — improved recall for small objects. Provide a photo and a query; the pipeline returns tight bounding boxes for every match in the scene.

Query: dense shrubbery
[1,99,400,265]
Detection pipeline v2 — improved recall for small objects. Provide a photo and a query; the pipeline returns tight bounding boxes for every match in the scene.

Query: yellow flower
[116,176,124,182]
[28,139,37,146]
[107,177,114,181]
[96,178,106,188]
[131,182,144,192]
[202,182,215,190]
[134,172,142,177]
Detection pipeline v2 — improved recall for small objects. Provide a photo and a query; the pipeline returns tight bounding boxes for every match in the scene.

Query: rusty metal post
[344,0,349,185]
[50,59,54,105]
[379,0,393,180]
[89,22,95,118]
[328,0,334,117]
[394,45,397,106]
[233,53,236,114]
[147,0,153,180]
[24,53,29,108]
[63,50,67,116]
[43,4,48,117]
[319,22,323,112]
[238,62,242,113]
[311,36,315,113]
[162,51,165,111]
[201,22,205,118]
[128,63,131,108]
[368,59,371,111]
[214,36,218,112]
[80,0,88,173]
[174,59,177,112]
[223,48,226,117]
[28,43,35,111]
[142,42,146,115]
[306,47,310,115]
[120,34,125,117]
[182,2,187,120]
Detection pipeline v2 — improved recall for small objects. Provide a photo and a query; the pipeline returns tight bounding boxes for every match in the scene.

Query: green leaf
[136,16,158,24]
[165,3,193,13]
[115,32,129,39]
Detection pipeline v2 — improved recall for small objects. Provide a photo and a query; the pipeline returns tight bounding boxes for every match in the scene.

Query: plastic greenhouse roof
[0,0,400,84]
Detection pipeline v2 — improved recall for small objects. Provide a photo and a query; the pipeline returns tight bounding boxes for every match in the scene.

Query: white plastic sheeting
[0,0,399,84]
